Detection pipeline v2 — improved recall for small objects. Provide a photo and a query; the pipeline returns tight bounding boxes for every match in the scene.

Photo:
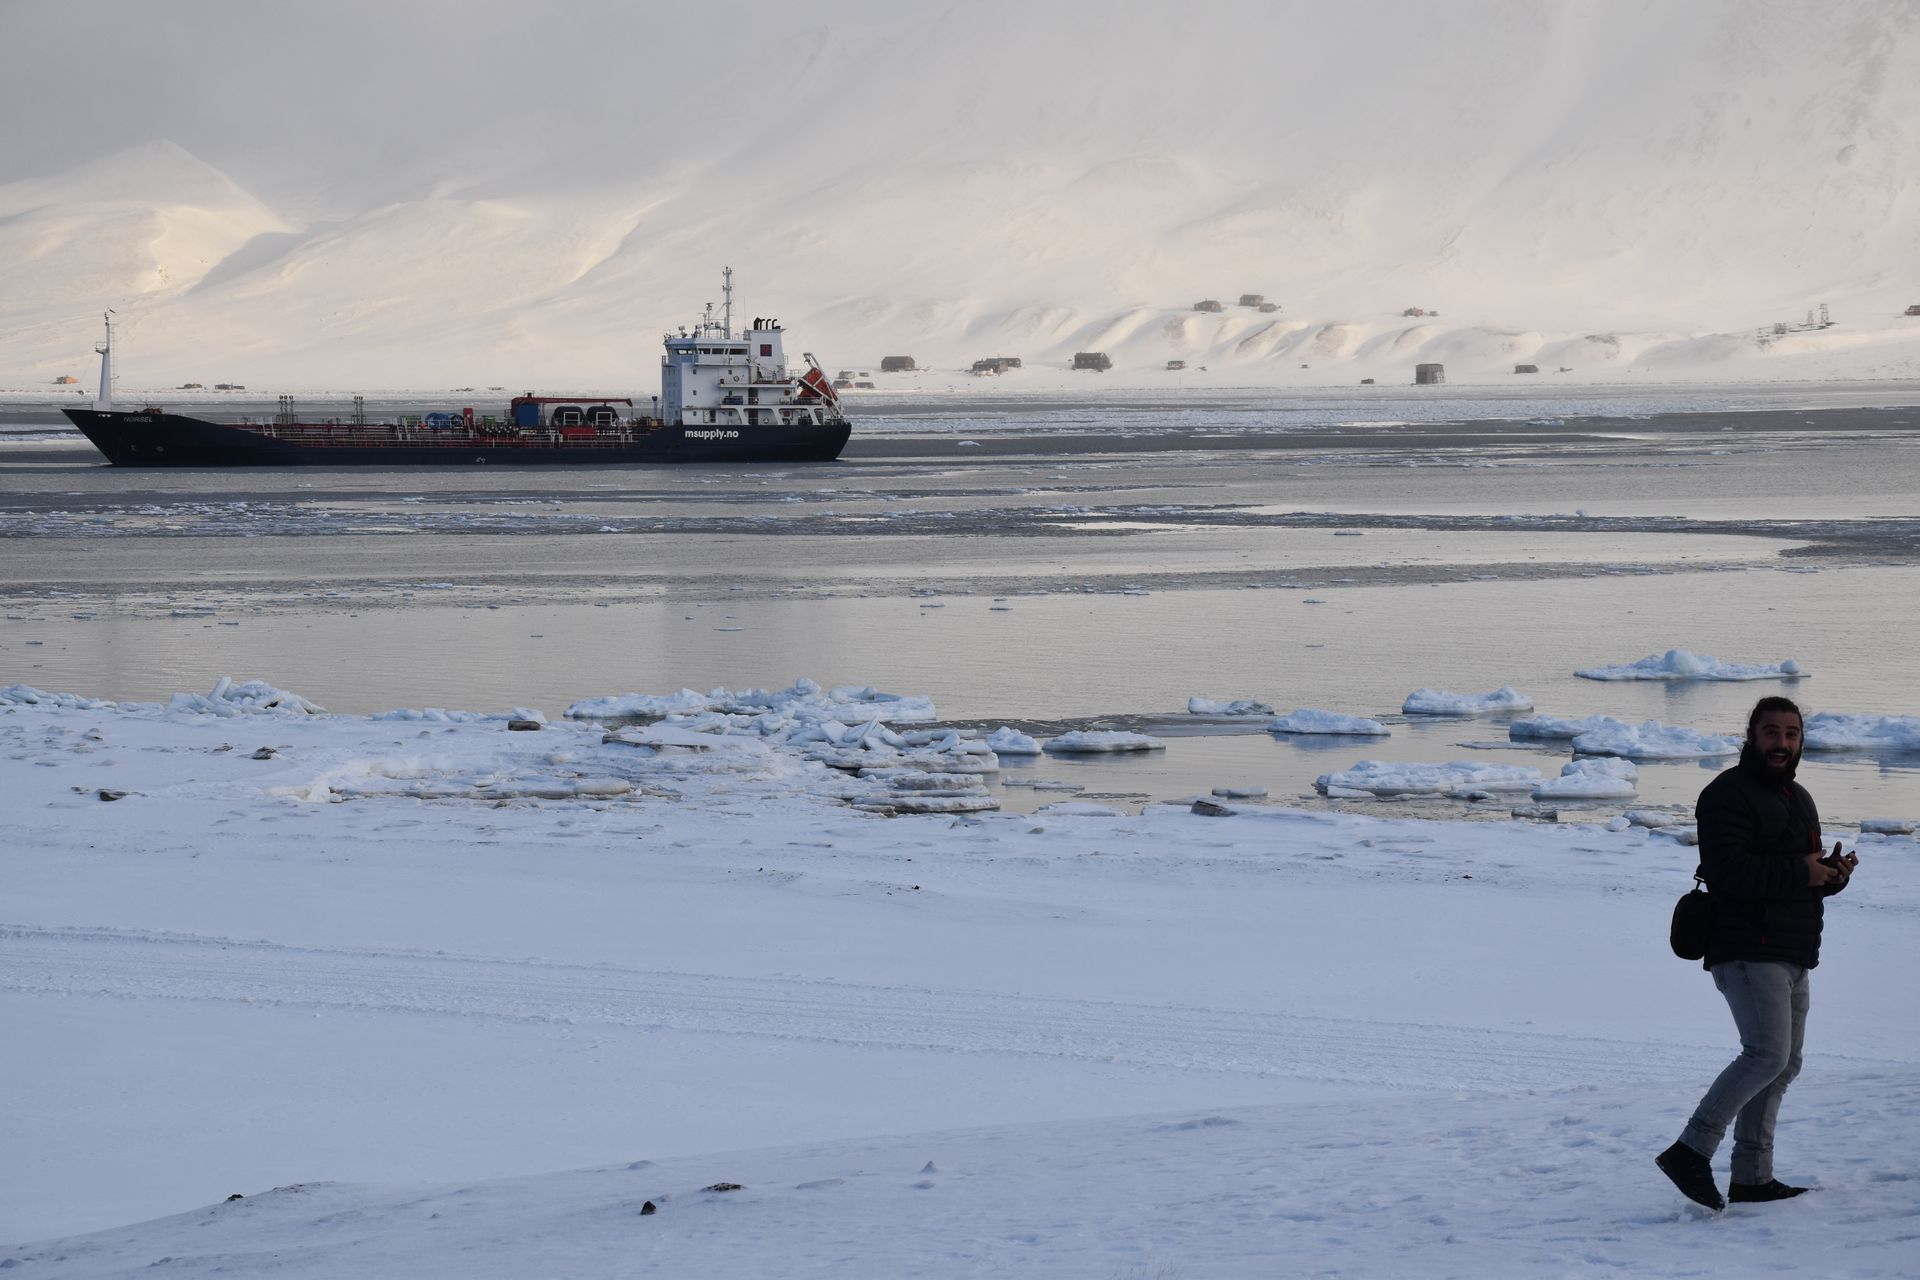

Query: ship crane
[93,311,115,412]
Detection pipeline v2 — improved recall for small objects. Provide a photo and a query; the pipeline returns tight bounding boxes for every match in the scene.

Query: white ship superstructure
[660,268,842,432]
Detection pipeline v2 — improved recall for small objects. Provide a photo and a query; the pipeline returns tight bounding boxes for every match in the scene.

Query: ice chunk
[1858,818,1916,835]
[1571,720,1738,759]
[569,679,935,725]
[567,689,715,718]
[1624,808,1690,829]
[1315,760,1543,797]
[1187,697,1274,716]
[1034,800,1126,817]
[1575,649,1804,682]
[374,707,546,724]
[1,684,116,710]
[169,677,322,717]
[1803,712,1920,751]
[1508,714,1628,741]
[1532,756,1639,800]
[1402,686,1534,716]
[1268,708,1390,736]
[1043,730,1165,754]
[984,727,1041,755]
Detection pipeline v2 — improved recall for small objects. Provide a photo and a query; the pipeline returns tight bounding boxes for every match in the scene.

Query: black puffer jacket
[1695,748,1844,970]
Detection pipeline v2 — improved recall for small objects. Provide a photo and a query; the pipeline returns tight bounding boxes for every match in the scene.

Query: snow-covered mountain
[2,0,1917,388]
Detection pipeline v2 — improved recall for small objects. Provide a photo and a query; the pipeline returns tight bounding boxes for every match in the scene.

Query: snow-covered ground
[5,682,1917,1274]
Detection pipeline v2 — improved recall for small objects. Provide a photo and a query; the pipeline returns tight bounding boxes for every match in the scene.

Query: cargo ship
[64,273,852,467]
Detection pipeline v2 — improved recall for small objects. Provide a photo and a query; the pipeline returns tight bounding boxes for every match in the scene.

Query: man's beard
[1742,740,1801,781]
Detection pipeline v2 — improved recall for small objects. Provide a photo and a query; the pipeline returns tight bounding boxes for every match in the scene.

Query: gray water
[4,389,1918,822]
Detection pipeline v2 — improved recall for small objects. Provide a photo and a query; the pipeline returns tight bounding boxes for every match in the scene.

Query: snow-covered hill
[2,1,1918,387]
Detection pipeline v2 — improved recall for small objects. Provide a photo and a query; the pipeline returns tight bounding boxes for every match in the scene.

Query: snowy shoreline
[5,679,1917,1269]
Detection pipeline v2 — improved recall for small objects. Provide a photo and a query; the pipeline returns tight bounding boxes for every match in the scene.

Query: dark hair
[1746,695,1802,741]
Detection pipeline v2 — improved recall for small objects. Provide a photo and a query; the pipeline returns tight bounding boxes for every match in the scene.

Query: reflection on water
[5,569,1915,820]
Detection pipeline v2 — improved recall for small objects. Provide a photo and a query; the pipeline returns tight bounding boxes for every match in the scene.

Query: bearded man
[1656,695,1858,1211]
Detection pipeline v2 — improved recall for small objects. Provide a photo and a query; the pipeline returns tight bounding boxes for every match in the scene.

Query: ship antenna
[93,310,115,412]
[722,266,733,339]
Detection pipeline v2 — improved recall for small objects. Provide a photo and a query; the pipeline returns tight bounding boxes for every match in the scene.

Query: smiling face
[1750,708,1804,778]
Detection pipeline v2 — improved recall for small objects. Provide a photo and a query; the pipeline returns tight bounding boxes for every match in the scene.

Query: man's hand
[1832,842,1859,884]
[1806,844,1844,887]
[1809,841,1858,887]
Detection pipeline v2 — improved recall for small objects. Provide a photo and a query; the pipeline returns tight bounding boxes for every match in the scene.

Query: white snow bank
[1044,730,1165,754]
[1575,648,1803,682]
[983,726,1041,755]
[1267,708,1390,736]
[1804,712,1920,751]
[1532,756,1639,801]
[1570,720,1739,759]
[168,677,322,717]
[31,1070,1920,1280]
[1315,760,1542,798]
[2,684,116,710]
[1401,686,1533,716]
[1508,714,1628,741]
[1188,696,1274,716]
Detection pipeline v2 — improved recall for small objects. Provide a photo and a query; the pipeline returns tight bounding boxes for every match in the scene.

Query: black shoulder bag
[1670,865,1711,960]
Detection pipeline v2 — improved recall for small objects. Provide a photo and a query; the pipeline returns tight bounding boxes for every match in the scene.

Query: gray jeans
[1680,959,1810,1184]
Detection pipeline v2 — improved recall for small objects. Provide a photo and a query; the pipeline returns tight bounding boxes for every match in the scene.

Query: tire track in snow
[6,922,1732,1092]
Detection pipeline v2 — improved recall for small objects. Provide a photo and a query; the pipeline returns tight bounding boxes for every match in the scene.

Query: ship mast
[94,311,115,412]
[722,266,733,339]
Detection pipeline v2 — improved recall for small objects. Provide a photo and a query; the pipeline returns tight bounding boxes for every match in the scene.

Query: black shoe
[1657,1141,1726,1211]
[1729,1179,1811,1203]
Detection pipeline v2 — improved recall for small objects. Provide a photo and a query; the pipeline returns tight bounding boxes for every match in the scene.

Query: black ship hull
[63,409,852,467]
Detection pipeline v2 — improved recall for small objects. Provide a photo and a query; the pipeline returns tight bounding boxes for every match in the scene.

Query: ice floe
[1575,648,1803,682]
[374,707,548,724]
[1315,760,1543,798]
[1508,714,1628,741]
[1401,686,1533,716]
[1859,818,1917,835]
[1044,730,1166,754]
[1188,697,1274,716]
[983,727,1041,755]
[1804,712,1920,751]
[1034,800,1126,817]
[1267,709,1390,736]
[1569,720,1740,759]
[1532,756,1639,801]
[1622,808,1692,829]
[567,678,936,725]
